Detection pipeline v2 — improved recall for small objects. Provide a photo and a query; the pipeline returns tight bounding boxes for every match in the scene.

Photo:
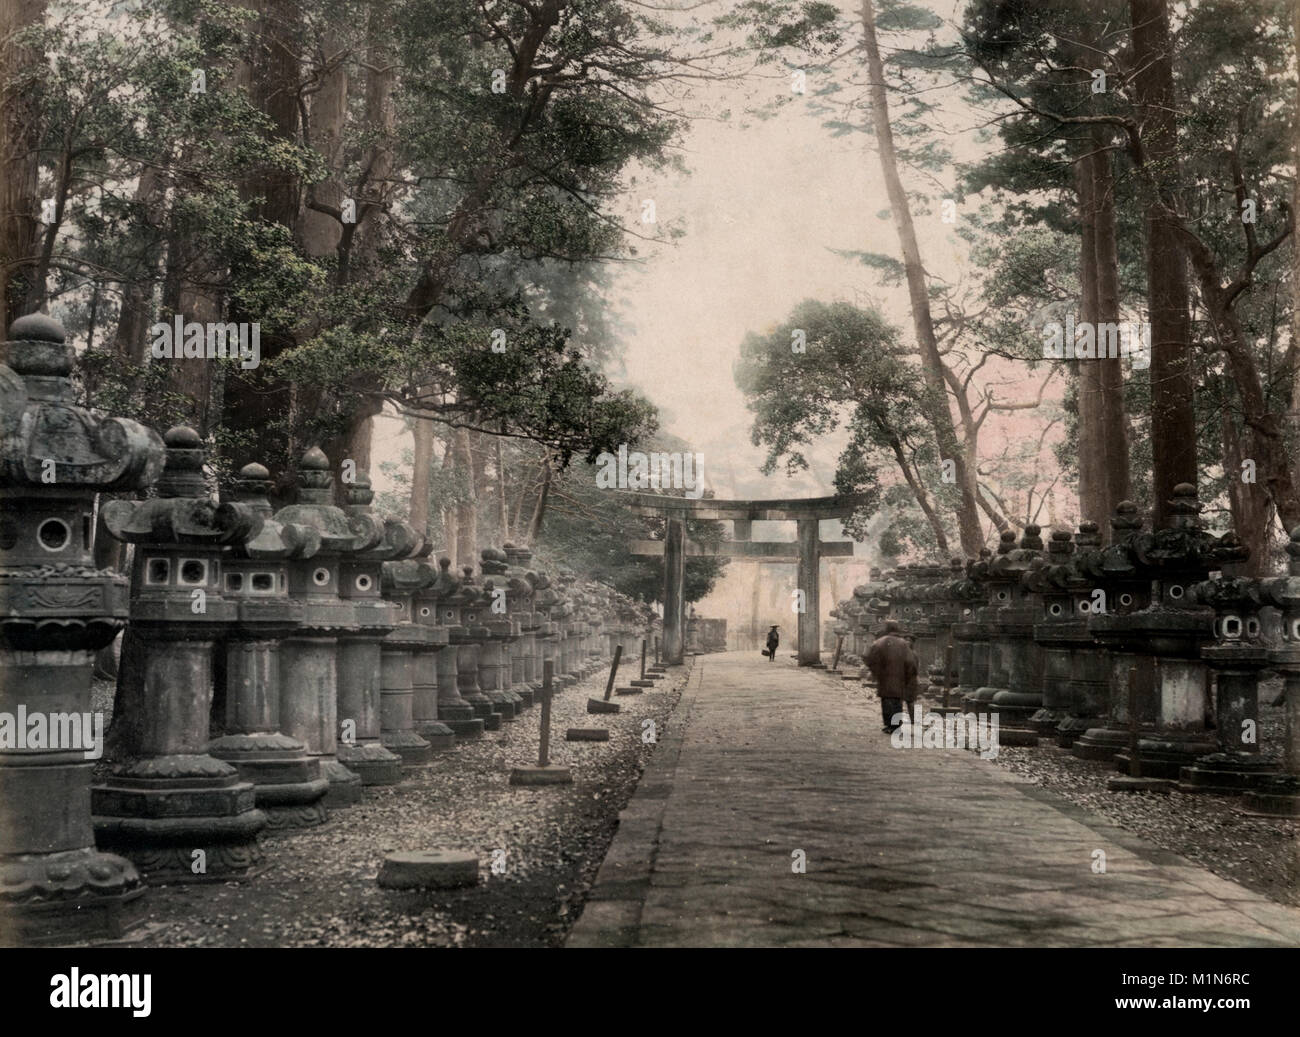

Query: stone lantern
[948,554,989,708]
[272,448,364,806]
[556,571,580,683]
[981,527,1045,744]
[1246,526,1300,816]
[405,543,456,752]
[924,559,965,699]
[479,548,525,717]
[966,532,1018,714]
[0,314,163,942]
[1093,485,1246,778]
[423,558,484,739]
[502,543,539,707]
[1178,575,1274,793]
[378,547,438,763]
[531,571,561,683]
[1049,522,1109,747]
[95,426,268,882]
[338,472,428,774]
[1027,530,1081,736]
[1072,503,1152,761]
[207,461,329,827]
[445,565,504,729]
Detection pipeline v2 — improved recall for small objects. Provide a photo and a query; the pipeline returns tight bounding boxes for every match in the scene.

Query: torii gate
[622,492,867,666]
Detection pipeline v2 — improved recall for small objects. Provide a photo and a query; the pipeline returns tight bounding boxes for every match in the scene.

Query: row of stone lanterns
[0,315,661,941]
[842,486,1300,817]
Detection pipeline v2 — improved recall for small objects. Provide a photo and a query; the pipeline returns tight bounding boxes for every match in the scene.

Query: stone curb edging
[566,660,699,948]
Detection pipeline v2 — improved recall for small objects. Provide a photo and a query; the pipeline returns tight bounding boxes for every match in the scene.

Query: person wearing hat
[764,624,780,661]
[864,620,917,733]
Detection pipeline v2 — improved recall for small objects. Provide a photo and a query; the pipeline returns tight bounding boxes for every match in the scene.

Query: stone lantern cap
[102,427,260,548]
[1024,530,1074,596]
[382,542,443,646]
[0,315,165,493]
[414,555,464,636]
[1129,484,1250,581]
[101,426,259,631]
[228,462,321,561]
[340,471,414,561]
[221,462,317,636]
[272,447,356,555]
[479,547,514,636]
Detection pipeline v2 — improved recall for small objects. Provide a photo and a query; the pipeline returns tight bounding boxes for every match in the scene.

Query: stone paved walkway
[568,651,1300,947]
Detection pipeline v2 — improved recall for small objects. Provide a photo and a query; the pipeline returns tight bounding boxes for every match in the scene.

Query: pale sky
[377,0,1071,552]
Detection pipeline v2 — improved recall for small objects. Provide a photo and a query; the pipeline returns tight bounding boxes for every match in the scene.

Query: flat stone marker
[510,763,573,785]
[588,697,620,714]
[614,686,643,696]
[566,728,609,742]
[378,850,479,890]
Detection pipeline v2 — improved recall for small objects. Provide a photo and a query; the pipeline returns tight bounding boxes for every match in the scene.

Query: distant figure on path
[764,624,780,661]
[865,620,918,733]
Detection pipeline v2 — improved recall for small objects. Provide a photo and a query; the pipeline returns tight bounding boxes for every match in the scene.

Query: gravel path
[89,662,687,948]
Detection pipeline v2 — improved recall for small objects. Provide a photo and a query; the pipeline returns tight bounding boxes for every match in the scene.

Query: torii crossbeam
[620,492,869,666]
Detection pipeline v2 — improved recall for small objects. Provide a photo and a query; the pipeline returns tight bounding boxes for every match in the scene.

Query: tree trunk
[1089,133,1133,531]
[889,435,949,552]
[0,0,44,331]
[221,0,303,486]
[860,0,983,555]
[110,166,167,364]
[1075,154,1107,531]
[526,455,553,545]
[1130,0,1197,526]
[409,406,435,535]
[454,426,477,565]
[495,435,509,541]
[299,31,348,258]
[1221,387,1272,576]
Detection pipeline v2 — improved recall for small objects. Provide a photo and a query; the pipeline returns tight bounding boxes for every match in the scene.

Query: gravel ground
[87,662,687,948]
[855,673,1300,910]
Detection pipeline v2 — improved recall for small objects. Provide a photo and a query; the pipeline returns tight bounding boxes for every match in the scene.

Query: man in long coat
[864,620,918,733]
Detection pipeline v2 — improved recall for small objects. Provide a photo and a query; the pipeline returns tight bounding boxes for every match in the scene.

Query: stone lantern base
[92,755,268,882]
[0,847,147,945]
[1177,752,1279,795]
[337,740,405,786]
[1240,775,1300,817]
[1072,727,1132,761]
[1114,732,1218,781]
[208,732,331,826]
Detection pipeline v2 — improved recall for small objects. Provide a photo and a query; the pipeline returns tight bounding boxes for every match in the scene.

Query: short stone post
[510,661,571,785]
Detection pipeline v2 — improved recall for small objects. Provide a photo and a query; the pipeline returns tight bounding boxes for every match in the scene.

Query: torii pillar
[622,493,867,667]
[796,518,820,667]
[663,518,687,665]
